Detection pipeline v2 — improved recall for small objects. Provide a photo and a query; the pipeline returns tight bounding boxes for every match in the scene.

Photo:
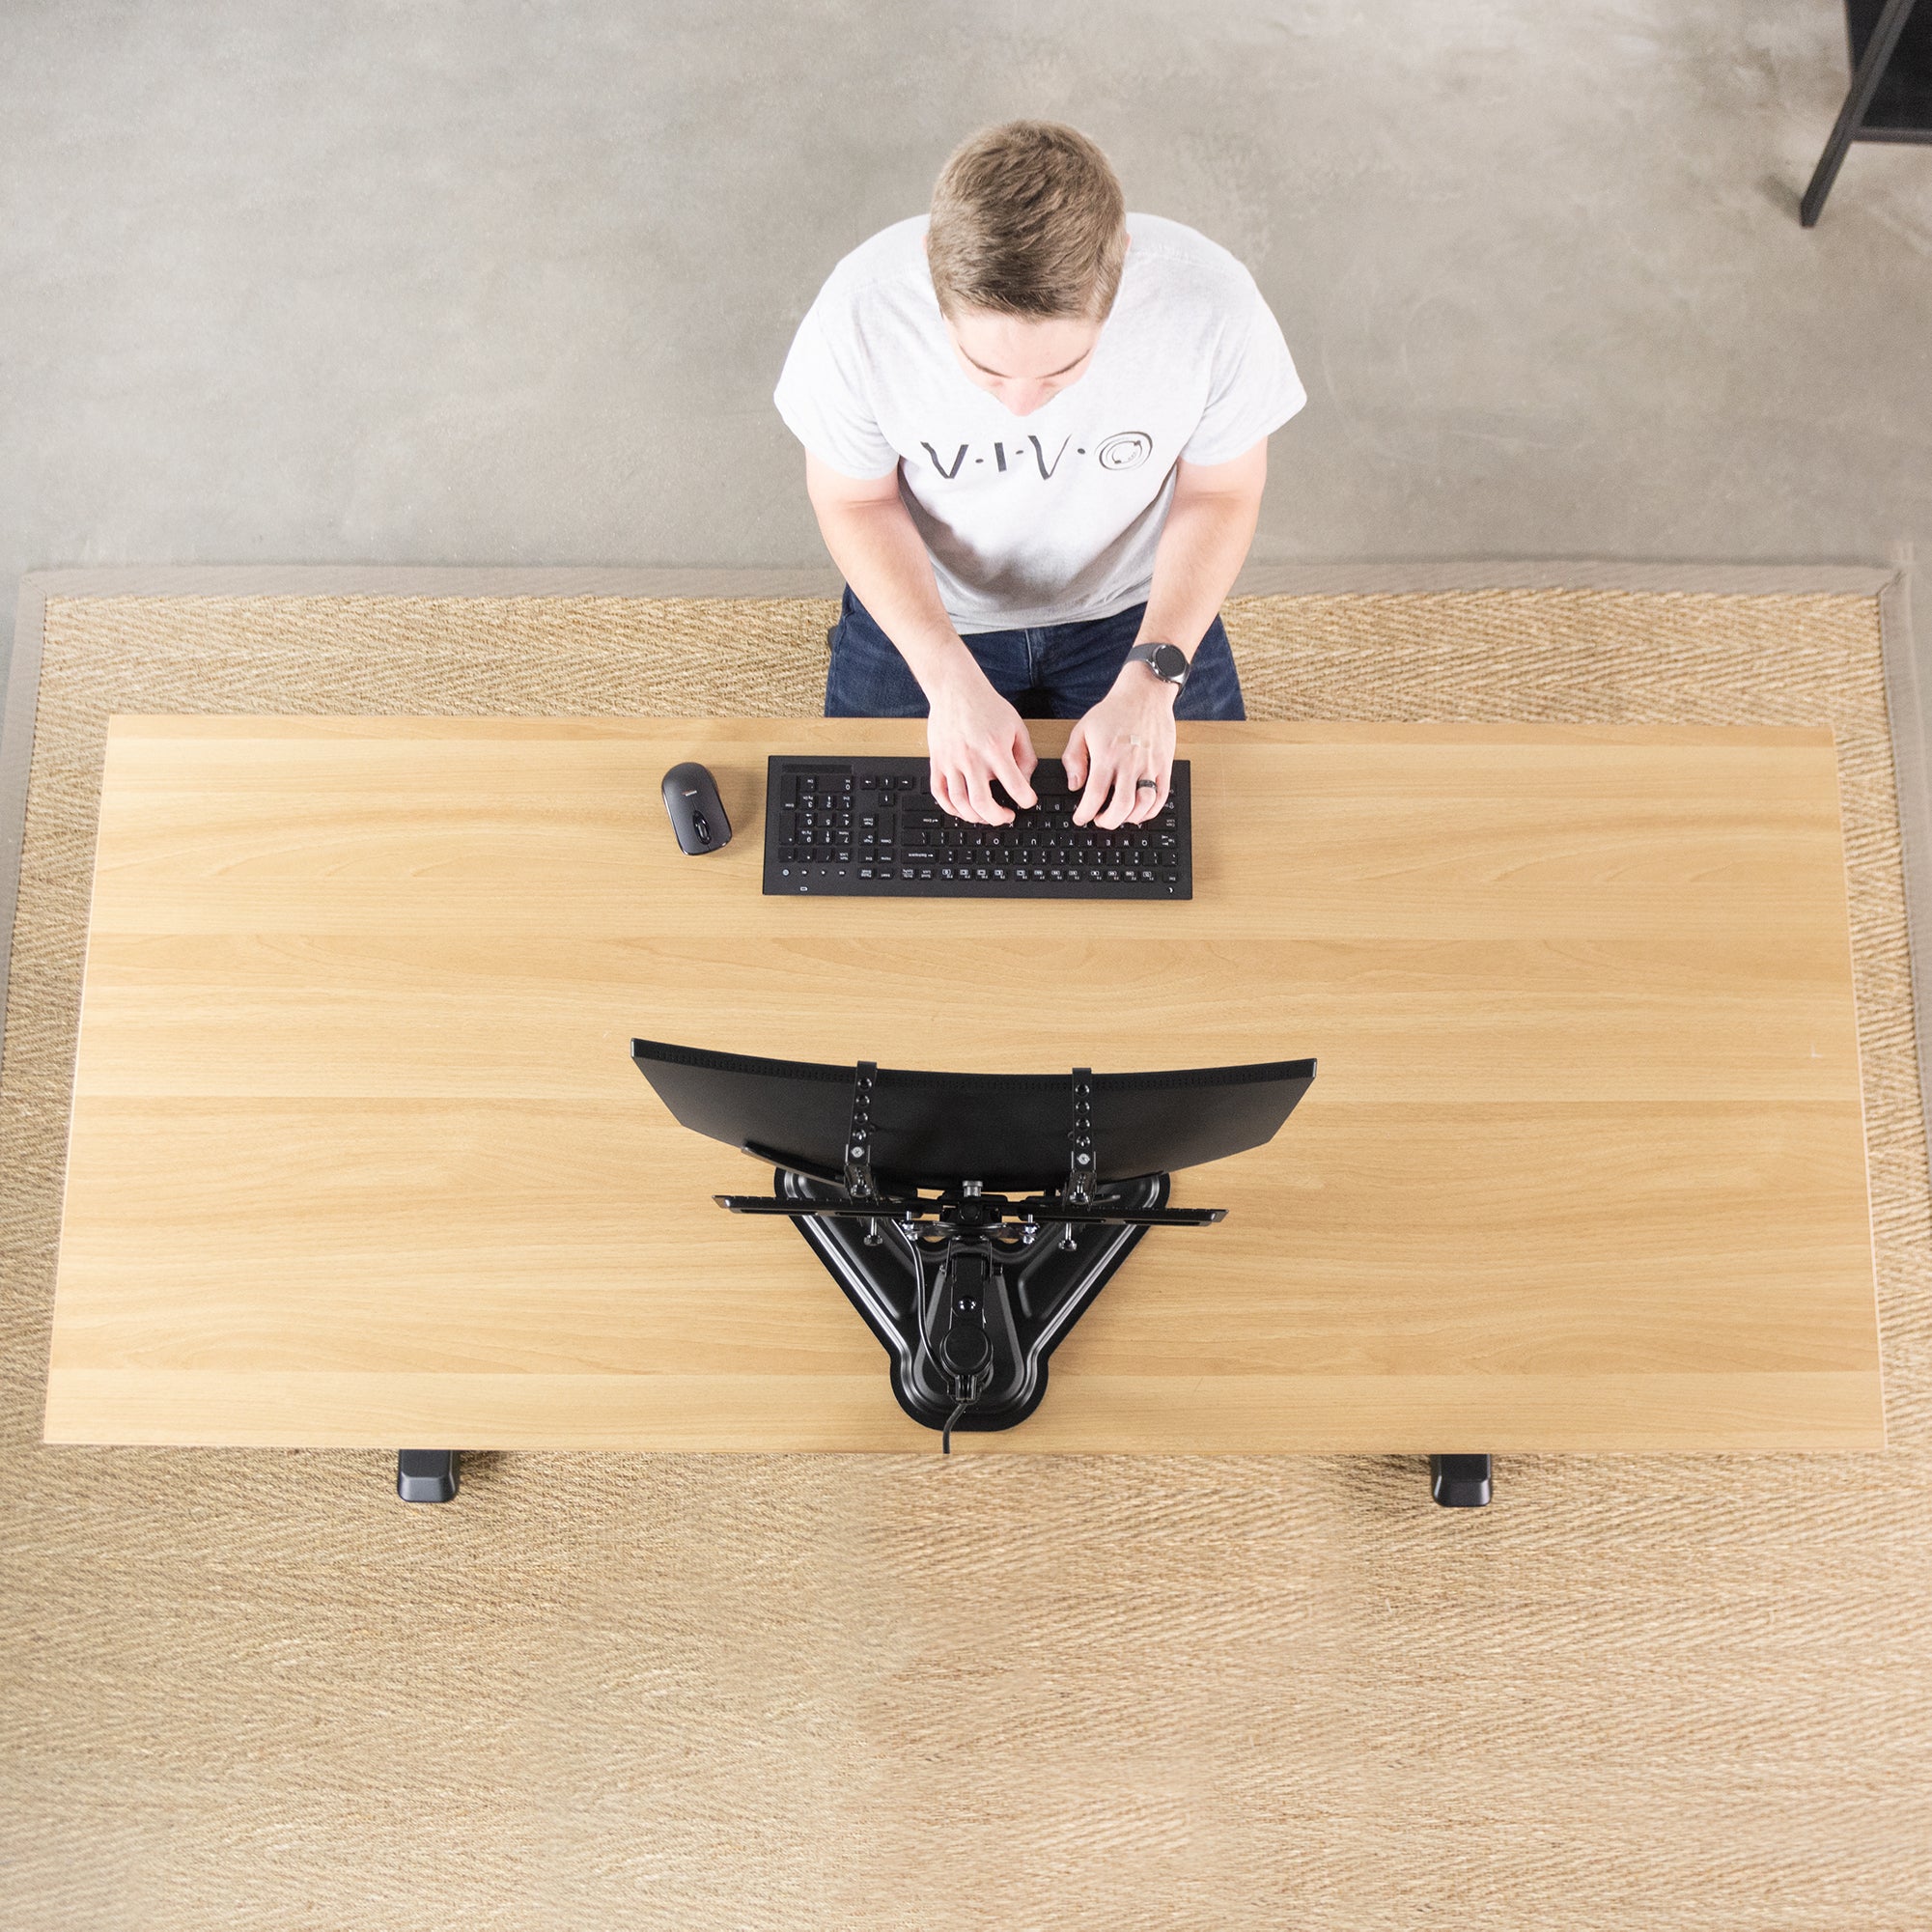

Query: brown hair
[927,121,1128,322]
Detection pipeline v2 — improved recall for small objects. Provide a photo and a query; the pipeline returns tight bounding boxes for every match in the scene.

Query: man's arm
[1065,437,1269,828]
[804,453,1037,824]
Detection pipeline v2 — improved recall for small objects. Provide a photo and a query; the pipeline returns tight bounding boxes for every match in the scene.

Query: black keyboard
[763,756,1191,899]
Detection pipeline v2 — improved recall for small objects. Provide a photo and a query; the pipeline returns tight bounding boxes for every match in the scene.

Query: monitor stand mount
[716,1065,1226,1446]
[392,1063,1490,1504]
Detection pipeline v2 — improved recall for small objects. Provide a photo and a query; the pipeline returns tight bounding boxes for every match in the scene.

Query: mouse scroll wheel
[692,814,710,842]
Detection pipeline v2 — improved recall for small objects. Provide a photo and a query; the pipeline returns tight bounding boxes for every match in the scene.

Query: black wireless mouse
[661,762,732,855]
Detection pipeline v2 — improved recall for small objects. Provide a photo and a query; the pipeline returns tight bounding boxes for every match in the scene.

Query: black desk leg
[1803,0,1923,226]
[397,1450,460,1503]
[1430,1454,1492,1508]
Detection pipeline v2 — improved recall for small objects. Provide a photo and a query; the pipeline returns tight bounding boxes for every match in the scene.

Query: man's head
[927,121,1128,417]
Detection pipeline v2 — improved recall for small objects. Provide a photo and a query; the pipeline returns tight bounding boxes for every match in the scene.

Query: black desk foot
[1430,1454,1492,1508]
[1802,0,1926,225]
[397,1450,459,1503]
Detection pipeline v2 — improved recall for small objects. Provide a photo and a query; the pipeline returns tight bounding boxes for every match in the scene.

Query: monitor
[631,1038,1316,1192]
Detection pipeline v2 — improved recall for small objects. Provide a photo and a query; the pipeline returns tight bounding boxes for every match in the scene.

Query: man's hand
[1065,666,1178,828]
[927,664,1039,824]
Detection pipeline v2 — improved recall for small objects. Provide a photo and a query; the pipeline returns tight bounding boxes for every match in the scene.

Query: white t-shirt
[773,213,1305,634]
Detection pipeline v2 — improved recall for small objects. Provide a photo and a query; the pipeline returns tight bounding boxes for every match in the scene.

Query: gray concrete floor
[2,0,1928,701]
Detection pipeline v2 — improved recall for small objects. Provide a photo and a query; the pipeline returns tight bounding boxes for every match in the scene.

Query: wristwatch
[1126,641,1190,690]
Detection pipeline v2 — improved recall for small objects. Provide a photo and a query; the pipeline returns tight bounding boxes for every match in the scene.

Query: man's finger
[992,739,1037,812]
[1062,723,1089,791]
[938,767,975,822]
[1074,751,1116,826]
[966,762,1014,825]
[933,766,968,820]
[1130,764,1169,824]
[1010,723,1040,783]
[1096,766,1138,830]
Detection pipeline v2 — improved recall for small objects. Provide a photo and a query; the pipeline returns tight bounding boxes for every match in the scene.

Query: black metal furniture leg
[397,1450,460,1503]
[1803,0,1922,225]
[1430,1454,1492,1508]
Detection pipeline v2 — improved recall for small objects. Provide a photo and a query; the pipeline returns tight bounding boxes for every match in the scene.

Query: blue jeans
[824,588,1246,721]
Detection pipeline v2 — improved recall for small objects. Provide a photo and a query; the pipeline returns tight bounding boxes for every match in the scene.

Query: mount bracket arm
[1067,1067,1096,1207]
[844,1060,881,1201]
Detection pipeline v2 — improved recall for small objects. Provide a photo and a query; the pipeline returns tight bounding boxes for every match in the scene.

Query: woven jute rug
[3,574,1930,1931]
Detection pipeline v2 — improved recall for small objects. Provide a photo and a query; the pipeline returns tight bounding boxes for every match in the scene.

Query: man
[774,121,1304,828]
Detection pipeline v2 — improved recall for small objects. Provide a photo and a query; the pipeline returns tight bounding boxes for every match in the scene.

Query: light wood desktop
[43,716,1884,1455]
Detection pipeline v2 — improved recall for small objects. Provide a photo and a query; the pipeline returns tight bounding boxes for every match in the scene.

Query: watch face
[1150,643,1189,684]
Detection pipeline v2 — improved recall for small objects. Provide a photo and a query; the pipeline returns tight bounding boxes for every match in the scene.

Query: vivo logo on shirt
[918,432,1154,481]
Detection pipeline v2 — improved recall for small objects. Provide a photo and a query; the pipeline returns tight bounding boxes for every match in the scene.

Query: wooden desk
[44,717,1884,1454]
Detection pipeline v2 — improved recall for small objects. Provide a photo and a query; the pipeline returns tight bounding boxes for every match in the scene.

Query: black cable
[940,1357,993,1455]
